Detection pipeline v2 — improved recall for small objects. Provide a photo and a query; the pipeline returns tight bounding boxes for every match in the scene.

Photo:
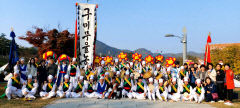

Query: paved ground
[45,98,215,108]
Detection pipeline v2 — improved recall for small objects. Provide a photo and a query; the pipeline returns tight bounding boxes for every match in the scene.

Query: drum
[143,71,152,79]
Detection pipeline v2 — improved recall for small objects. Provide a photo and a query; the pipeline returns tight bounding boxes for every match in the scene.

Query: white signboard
[77,3,97,68]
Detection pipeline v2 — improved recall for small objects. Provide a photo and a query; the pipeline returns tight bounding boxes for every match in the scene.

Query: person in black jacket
[216,64,225,102]
[204,77,217,102]
[37,60,47,94]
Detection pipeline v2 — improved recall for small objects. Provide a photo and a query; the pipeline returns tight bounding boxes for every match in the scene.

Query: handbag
[211,93,219,100]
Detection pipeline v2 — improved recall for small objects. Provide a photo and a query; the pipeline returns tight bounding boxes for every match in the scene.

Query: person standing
[18,57,28,81]
[27,58,37,79]
[215,64,225,102]
[207,63,217,83]
[47,58,58,81]
[196,65,207,82]
[224,64,235,106]
[37,60,47,94]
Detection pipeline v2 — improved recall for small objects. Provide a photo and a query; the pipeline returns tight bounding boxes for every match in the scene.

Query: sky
[0,0,240,53]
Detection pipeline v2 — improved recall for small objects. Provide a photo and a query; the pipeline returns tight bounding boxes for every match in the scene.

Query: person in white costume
[84,75,97,98]
[132,76,147,100]
[167,78,181,102]
[5,70,24,100]
[121,70,134,99]
[147,77,156,101]
[22,75,38,100]
[40,75,56,99]
[71,76,85,98]
[156,78,168,101]
[180,77,193,101]
[56,74,72,98]
[193,79,205,103]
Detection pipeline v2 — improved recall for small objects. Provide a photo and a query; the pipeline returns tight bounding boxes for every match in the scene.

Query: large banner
[77,3,97,68]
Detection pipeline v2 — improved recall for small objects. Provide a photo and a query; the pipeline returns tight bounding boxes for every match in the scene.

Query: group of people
[5,56,235,106]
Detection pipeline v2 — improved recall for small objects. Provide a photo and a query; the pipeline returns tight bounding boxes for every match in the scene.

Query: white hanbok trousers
[5,86,23,99]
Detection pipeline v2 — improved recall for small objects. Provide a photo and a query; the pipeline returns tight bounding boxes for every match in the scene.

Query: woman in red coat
[224,64,234,106]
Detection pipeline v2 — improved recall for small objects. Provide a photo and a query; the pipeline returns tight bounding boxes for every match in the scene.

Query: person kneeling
[40,75,56,99]
[5,70,24,100]
[22,75,38,100]
[56,75,72,98]
[193,79,205,103]
[71,76,84,98]
[132,76,147,100]
[180,77,193,102]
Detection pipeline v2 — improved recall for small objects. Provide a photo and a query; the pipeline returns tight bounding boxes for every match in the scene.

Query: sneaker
[210,101,215,103]
[218,100,224,102]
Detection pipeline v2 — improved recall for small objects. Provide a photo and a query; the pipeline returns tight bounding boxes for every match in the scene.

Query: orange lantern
[117,52,127,62]
[132,53,142,62]
[155,55,164,63]
[166,57,176,67]
[145,55,154,64]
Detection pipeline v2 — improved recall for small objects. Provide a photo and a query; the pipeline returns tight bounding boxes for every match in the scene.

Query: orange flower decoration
[94,56,102,64]
[145,55,154,64]
[155,55,164,63]
[117,52,127,62]
[132,53,142,62]
[43,51,57,60]
[104,56,113,65]
[166,57,176,67]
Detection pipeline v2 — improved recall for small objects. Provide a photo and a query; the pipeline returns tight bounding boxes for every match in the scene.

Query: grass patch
[0,82,58,108]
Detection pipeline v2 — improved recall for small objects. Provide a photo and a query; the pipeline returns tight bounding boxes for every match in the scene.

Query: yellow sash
[124,78,131,87]
[197,87,201,94]
[48,83,53,89]
[64,82,69,88]
[12,77,20,84]
[105,77,110,84]
[180,71,185,77]
[27,83,33,89]
[138,83,144,90]
[183,84,190,93]
[171,85,177,92]
[116,78,121,84]
[160,86,164,92]
[78,82,83,89]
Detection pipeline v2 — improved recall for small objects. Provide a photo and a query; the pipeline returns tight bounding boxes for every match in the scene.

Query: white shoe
[224,102,233,106]
[218,100,224,102]
[210,101,215,103]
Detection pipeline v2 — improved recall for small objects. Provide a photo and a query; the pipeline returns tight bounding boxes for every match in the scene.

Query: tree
[19,27,76,58]
[211,46,240,75]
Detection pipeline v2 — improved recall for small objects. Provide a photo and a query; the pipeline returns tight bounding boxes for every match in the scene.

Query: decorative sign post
[76,3,98,68]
